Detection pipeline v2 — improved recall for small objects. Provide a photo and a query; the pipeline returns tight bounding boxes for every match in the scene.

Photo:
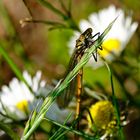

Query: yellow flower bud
[87,101,116,131]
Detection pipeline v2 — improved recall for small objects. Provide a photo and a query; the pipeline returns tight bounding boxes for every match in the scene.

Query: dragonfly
[57,28,102,119]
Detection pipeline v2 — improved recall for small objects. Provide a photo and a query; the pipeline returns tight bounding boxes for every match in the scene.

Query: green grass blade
[49,113,72,140]
[44,118,96,140]
[20,18,67,29]
[0,1,15,36]
[0,43,31,92]
[36,0,67,19]
[0,122,20,140]
[104,62,125,140]
[0,1,28,61]
[21,18,117,140]
[22,0,33,17]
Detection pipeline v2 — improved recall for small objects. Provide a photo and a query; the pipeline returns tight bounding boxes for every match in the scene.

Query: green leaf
[0,43,32,93]
[0,122,20,140]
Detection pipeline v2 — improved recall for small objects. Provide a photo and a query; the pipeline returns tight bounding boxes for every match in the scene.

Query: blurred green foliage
[0,0,140,139]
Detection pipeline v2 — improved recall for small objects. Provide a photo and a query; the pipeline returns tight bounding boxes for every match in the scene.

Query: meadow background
[0,0,140,140]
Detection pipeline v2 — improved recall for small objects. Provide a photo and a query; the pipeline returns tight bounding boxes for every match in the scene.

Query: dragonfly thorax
[76,28,93,49]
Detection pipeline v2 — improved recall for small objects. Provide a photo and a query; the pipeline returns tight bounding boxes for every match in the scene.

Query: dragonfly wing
[57,77,77,108]
[57,50,78,108]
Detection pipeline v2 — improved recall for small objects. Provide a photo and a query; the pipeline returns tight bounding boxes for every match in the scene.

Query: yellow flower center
[87,101,116,131]
[16,100,28,112]
[98,38,121,58]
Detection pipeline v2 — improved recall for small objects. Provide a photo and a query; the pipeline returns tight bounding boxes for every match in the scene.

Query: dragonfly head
[82,28,93,39]
[76,28,93,49]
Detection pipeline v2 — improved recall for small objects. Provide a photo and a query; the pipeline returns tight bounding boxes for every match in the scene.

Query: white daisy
[0,70,46,121]
[0,71,74,123]
[68,5,138,68]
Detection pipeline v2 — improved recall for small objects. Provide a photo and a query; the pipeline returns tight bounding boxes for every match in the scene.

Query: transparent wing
[57,49,78,108]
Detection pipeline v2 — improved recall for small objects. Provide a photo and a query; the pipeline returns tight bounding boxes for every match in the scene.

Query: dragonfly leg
[92,50,97,62]
[98,45,103,50]
[94,32,103,51]
[91,32,104,61]
[92,32,100,39]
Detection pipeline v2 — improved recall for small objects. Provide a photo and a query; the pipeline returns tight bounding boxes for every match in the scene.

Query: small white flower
[0,71,74,123]
[0,70,45,121]
[68,5,138,68]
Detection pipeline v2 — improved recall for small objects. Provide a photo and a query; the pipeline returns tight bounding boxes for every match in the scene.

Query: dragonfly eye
[87,28,93,33]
